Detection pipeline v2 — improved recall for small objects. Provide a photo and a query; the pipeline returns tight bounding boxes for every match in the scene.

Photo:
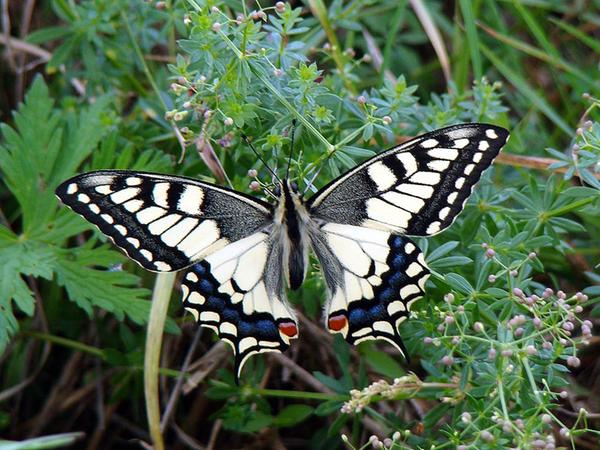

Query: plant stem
[307,0,356,94]
[121,11,167,111]
[144,272,176,450]
[251,388,346,401]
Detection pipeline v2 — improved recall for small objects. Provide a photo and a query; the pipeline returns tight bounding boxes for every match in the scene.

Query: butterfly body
[56,123,509,379]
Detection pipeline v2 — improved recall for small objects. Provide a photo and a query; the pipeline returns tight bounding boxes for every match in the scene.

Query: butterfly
[56,123,509,380]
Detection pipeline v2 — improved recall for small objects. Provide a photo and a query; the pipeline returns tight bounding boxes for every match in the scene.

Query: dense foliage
[1,1,599,449]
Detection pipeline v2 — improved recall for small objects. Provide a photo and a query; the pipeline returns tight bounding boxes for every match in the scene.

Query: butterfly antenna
[241,133,282,184]
[285,119,297,180]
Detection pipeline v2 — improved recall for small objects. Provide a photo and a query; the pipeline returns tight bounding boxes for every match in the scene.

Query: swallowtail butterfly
[56,123,509,380]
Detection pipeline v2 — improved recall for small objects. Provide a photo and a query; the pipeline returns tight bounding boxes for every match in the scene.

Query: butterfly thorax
[274,180,310,291]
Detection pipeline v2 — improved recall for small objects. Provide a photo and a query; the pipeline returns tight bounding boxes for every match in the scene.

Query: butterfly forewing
[55,170,272,271]
[307,124,509,236]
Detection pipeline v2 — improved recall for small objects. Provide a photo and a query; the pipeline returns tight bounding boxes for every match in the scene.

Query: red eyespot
[328,315,347,331]
[278,322,298,337]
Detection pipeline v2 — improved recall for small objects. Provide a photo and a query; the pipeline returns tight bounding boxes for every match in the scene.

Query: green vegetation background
[1,1,600,449]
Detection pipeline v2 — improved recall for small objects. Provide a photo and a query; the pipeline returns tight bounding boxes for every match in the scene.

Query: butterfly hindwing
[55,170,272,271]
[309,224,429,354]
[180,231,298,380]
[307,123,509,236]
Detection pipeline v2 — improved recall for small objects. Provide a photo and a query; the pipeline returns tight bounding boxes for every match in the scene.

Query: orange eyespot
[278,322,298,337]
[328,315,347,331]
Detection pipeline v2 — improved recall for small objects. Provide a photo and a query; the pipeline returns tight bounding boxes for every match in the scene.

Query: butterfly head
[274,179,302,200]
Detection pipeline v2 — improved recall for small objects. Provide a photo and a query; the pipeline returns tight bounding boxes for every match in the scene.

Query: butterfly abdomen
[280,182,309,290]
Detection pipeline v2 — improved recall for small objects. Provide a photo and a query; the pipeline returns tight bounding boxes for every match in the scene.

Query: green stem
[251,388,346,401]
[307,0,356,94]
[121,11,167,111]
[144,272,176,450]
[521,357,542,402]
[497,374,510,421]
[24,330,104,358]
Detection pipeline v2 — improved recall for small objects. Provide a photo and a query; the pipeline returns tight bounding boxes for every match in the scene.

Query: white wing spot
[101,214,114,224]
[404,243,416,254]
[152,183,170,208]
[367,275,382,286]
[447,192,458,204]
[400,284,420,299]
[178,220,220,258]
[427,160,450,171]
[188,291,204,304]
[418,273,429,290]
[77,193,90,203]
[178,185,204,215]
[368,161,397,191]
[137,206,166,224]
[126,177,143,186]
[396,184,434,199]
[140,249,153,261]
[352,327,372,338]
[406,262,423,277]
[464,164,475,175]
[486,129,498,139]
[473,152,483,163]
[200,311,220,323]
[420,138,439,148]
[387,301,406,315]
[115,225,127,235]
[409,171,441,185]
[161,217,199,246]
[154,261,172,271]
[382,191,425,213]
[239,337,258,353]
[373,321,394,334]
[88,204,100,214]
[366,198,412,230]
[126,237,140,248]
[439,206,451,220]
[426,221,441,234]
[148,214,181,235]
[478,140,489,151]
[220,322,237,336]
[123,199,144,212]
[428,148,459,160]
[396,153,418,177]
[455,177,465,189]
[95,185,112,195]
[67,183,78,194]
[453,138,469,149]
[110,188,139,204]
[186,272,198,282]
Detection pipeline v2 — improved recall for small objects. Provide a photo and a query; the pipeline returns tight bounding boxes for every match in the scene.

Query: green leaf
[26,26,73,44]
[362,346,404,378]
[273,404,313,427]
[444,273,474,294]
[53,247,152,323]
